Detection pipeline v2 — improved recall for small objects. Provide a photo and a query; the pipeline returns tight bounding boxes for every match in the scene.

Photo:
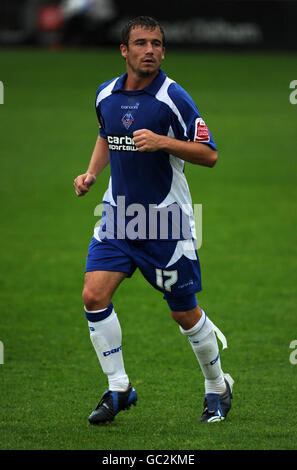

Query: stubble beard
[127,57,159,78]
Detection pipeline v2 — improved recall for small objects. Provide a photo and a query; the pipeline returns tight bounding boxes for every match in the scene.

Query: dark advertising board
[0,0,297,50]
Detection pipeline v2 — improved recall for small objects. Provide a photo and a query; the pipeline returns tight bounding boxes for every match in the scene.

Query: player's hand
[73,172,96,196]
[133,129,164,152]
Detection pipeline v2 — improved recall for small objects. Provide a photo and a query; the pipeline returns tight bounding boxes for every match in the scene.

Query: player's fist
[73,172,96,196]
[133,129,164,152]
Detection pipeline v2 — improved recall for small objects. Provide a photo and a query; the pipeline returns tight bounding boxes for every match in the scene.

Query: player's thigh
[83,270,127,310]
[83,236,136,309]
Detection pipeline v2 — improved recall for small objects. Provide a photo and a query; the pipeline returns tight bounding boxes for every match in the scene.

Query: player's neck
[124,70,159,91]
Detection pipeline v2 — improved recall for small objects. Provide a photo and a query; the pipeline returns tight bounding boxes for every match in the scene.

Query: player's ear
[120,44,128,60]
[162,47,165,60]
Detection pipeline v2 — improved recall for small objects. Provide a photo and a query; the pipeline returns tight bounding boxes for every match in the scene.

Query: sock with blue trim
[85,303,129,392]
[179,310,226,395]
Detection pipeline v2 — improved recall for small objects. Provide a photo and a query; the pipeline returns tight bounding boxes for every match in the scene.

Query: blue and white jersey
[94,69,217,241]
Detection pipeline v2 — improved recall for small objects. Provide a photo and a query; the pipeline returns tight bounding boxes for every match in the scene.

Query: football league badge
[194,117,210,142]
[121,112,134,130]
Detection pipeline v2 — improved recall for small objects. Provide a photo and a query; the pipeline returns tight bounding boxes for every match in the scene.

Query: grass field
[0,46,296,451]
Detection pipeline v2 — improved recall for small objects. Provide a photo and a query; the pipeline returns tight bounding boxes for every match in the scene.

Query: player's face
[120,26,165,79]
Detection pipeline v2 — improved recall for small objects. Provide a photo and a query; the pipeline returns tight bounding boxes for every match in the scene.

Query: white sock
[86,307,129,392]
[179,310,226,395]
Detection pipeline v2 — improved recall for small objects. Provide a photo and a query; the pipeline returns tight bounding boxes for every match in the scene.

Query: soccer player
[74,16,234,424]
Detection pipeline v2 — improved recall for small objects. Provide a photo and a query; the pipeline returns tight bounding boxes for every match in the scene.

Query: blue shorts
[85,236,202,310]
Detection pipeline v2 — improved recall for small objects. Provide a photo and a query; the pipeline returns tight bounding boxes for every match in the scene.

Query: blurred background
[1,0,297,50]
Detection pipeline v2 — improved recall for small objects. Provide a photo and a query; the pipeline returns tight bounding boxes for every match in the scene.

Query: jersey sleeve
[167,83,217,151]
[95,86,107,139]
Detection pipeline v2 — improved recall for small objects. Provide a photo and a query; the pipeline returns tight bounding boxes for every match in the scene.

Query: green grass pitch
[0,46,296,450]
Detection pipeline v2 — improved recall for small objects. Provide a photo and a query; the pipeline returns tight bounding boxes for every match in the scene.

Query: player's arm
[74,136,109,197]
[133,129,217,167]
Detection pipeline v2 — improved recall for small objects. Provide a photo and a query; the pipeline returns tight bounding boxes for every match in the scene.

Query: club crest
[121,112,134,130]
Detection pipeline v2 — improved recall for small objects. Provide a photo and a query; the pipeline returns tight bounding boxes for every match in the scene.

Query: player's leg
[83,238,138,424]
[83,270,130,392]
[170,301,227,395]
[131,238,233,422]
[83,269,125,311]
[131,237,223,388]
[168,296,233,422]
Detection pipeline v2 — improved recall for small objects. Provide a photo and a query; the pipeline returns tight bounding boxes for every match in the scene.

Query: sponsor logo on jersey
[107,134,138,152]
[121,112,134,130]
[121,102,140,110]
[194,117,210,142]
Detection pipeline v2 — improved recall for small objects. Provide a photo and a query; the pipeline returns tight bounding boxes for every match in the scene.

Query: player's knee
[82,285,111,311]
[171,308,202,330]
[171,310,189,325]
[166,293,201,330]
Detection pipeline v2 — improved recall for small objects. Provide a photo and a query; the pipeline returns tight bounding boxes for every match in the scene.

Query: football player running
[74,16,234,424]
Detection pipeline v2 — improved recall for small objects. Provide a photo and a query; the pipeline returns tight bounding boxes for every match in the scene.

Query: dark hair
[121,16,165,47]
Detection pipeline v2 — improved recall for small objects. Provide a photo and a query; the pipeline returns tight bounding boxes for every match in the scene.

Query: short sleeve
[167,83,217,151]
[95,87,107,139]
